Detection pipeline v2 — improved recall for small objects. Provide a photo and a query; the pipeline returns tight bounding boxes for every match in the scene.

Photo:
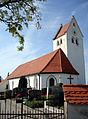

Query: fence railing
[0,98,64,119]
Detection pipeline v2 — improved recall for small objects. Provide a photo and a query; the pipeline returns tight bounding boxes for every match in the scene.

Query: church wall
[28,75,35,89]
[7,73,78,91]
[28,75,41,90]
[40,73,61,89]
[8,78,20,90]
[40,73,78,89]
[8,75,40,90]
[59,74,78,84]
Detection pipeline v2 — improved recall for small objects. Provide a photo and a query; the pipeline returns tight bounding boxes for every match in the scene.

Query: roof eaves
[7,72,41,80]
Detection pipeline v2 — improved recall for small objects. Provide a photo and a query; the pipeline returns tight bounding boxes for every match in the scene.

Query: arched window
[60,39,62,44]
[72,37,74,43]
[76,38,79,45]
[46,75,57,88]
[49,78,54,87]
[57,41,59,46]
[73,23,75,27]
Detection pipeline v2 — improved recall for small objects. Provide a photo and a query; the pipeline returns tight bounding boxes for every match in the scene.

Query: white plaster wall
[8,76,35,90]
[27,75,40,90]
[59,74,78,84]
[8,75,40,90]
[53,34,68,56]
[53,18,85,84]
[7,73,78,91]
[67,18,85,84]
[28,75,35,89]
[8,78,20,90]
[40,73,78,89]
[67,104,88,119]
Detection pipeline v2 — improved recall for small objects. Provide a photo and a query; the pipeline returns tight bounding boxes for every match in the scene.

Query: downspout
[38,74,40,90]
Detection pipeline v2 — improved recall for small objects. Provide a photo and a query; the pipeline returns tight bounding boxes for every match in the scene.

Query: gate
[0,98,64,119]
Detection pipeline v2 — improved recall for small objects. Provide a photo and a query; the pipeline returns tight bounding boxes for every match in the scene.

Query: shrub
[25,100,44,108]
[28,90,41,101]
[41,95,46,100]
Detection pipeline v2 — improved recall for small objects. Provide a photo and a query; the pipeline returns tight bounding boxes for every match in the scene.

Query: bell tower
[53,16,85,84]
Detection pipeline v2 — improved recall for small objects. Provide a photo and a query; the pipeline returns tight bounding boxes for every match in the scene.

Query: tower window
[76,38,79,45]
[73,23,75,27]
[60,39,62,44]
[72,37,74,43]
[74,31,76,35]
[57,41,59,46]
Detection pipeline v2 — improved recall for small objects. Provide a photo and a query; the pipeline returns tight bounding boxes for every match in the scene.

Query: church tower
[53,16,85,84]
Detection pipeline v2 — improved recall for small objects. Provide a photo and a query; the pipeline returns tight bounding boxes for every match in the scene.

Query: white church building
[0,16,85,91]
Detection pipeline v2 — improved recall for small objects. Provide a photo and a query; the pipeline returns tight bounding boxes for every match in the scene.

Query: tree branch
[0,0,23,8]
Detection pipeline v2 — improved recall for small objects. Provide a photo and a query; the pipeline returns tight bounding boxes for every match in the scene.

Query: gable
[42,49,79,75]
[67,16,83,39]
[53,16,83,41]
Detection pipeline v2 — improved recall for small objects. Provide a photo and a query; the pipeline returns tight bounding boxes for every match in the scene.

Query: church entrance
[49,78,54,87]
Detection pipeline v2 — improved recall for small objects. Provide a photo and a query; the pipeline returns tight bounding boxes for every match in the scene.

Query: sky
[0,0,88,83]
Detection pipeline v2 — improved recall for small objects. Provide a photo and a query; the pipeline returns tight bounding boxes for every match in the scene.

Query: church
[0,16,85,91]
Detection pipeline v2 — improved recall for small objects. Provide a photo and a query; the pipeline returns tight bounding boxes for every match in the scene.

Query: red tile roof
[53,23,70,40]
[7,48,79,80]
[64,84,88,104]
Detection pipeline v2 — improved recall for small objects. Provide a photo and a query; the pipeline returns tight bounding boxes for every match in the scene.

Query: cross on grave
[67,75,74,84]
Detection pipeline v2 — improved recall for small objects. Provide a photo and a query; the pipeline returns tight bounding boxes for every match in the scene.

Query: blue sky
[0,0,88,83]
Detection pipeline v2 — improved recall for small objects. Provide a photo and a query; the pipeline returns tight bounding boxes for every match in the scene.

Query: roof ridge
[41,49,59,73]
[64,84,88,87]
[53,24,63,40]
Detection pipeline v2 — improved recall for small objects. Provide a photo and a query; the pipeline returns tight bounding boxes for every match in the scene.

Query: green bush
[25,99,44,108]
[41,95,46,100]
[28,90,41,101]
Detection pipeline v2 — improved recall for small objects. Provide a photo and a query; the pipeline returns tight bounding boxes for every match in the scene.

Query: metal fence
[0,98,64,119]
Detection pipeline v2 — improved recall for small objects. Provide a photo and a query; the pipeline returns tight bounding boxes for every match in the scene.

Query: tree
[18,76,27,97]
[18,76,27,89]
[0,0,46,50]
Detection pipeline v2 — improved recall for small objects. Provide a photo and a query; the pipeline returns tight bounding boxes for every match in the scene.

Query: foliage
[41,95,46,100]
[0,0,46,50]
[25,99,44,108]
[4,90,12,98]
[18,76,27,88]
[28,89,41,100]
